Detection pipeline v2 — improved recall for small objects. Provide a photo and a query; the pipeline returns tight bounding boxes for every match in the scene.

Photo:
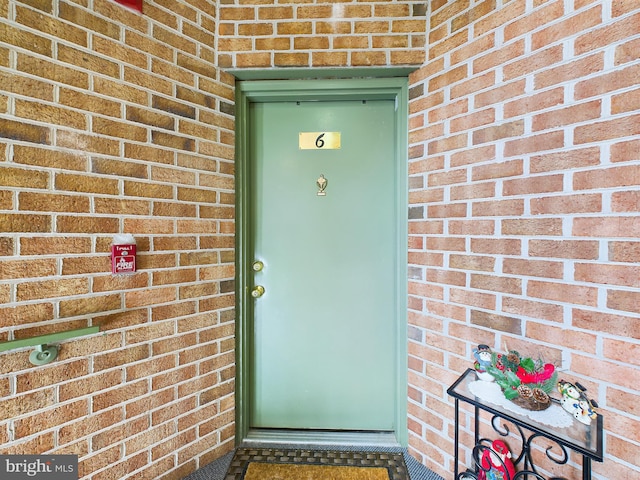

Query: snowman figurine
[473,344,495,382]
[558,380,598,425]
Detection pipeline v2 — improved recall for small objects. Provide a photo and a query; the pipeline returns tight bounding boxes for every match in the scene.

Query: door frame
[235,77,409,446]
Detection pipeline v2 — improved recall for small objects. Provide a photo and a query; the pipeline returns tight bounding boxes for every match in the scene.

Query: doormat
[224,448,409,480]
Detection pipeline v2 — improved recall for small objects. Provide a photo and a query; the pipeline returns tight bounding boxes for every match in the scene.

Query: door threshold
[243,429,401,448]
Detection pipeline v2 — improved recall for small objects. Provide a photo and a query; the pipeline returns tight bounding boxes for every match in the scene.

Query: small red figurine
[478,439,516,480]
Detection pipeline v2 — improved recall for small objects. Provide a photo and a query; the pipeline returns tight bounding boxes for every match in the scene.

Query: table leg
[454,398,459,480]
[583,456,591,480]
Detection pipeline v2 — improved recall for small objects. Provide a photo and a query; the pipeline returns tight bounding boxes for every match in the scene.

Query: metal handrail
[0,326,100,365]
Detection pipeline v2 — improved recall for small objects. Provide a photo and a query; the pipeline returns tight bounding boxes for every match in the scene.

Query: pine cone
[507,352,520,364]
[532,388,550,405]
[517,385,533,398]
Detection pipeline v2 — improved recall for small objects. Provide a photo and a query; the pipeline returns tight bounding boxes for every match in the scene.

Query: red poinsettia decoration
[114,0,143,12]
[486,349,557,403]
[515,362,555,384]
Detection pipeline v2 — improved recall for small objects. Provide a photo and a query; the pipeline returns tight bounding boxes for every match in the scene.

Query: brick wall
[0,1,235,479]
[2,1,638,480]
[217,0,427,68]
[407,1,639,479]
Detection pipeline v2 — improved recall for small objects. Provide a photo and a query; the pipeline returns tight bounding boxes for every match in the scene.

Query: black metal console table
[447,369,603,480]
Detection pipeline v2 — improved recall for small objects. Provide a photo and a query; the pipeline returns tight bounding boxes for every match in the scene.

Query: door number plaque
[299,132,341,150]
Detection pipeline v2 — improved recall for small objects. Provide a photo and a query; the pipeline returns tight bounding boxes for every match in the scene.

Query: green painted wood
[228,67,417,81]
[249,99,397,431]
[235,77,408,446]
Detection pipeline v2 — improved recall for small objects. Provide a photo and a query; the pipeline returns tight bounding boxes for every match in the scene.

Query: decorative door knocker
[316,174,327,196]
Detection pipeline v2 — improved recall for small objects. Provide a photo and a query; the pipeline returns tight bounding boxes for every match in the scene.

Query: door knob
[251,285,265,298]
[252,260,264,272]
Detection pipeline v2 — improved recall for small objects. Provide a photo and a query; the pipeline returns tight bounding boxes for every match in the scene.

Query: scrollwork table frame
[447,369,603,480]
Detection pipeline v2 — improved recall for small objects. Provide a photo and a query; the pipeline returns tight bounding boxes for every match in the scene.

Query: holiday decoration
[478,440,517,480]
[558,380,599,425]
[473,344,495,382]
[482,347,557,410]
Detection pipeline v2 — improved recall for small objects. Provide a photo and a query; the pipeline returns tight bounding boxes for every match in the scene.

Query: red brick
[612,88,640,115]
[610,138,640,163]
[427,168,468,188]
[0,303,54,332]
[575,12,640,55]
[450,288,496,310]
[471,310,522,335]
[126,354,177,382]
[451,145,496,167]
[609,241,640,264]
[615,37,640,66]
[296,5,332,19]
[474,79,526,108]
[607,289,640,315]
[429,28,469,60]
[470,274,522,295]
[472,199,525,217]
[17,277,89,301]
[472,159,523,181]
[535,53,604,90]
[453,0,497,33]
[17,360,89,393]
[431,0,471,29]
[604,338,640,367]
[504,1,564,42]
[428,99,469,124]
[532,5,602,50]
[528,280,598,307]
[525,322,597,354]
[530,147,600,173]
[574,217,640,238]
[531,193,602,215]
[474,0,526,38]
[502,297,563,323]
[470,238,521,256]
[612,191,640,213]
[504,258,564,279]
[574,308,639,339]
[504,87,564,119]
[450,108,495,133]
[451,71,496,100]
[15,400,88,438]
[504,130,564,157]
[446,32,495,65]
[505,174,564,197]
[530,240,599,260]
[55,173,118,195]
[427,133,468,155]
[573,354,637,391]
[450,250,496,270]
[576,114,640,145]
[473,39,525,74]
[575,164,640,192]
[450,184,496,202]
[575,63,640,100]
[429,65,467,92]
[410,123,445,144]
[532,100,601,131]
[503,218,563,236]
[472,120,524,145]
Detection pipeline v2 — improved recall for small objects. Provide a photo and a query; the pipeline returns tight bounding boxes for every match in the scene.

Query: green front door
[245,91,403,434]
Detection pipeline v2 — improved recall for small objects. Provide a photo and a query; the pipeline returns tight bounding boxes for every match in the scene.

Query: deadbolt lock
[252,260,264,272]
[251,285,265,298]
